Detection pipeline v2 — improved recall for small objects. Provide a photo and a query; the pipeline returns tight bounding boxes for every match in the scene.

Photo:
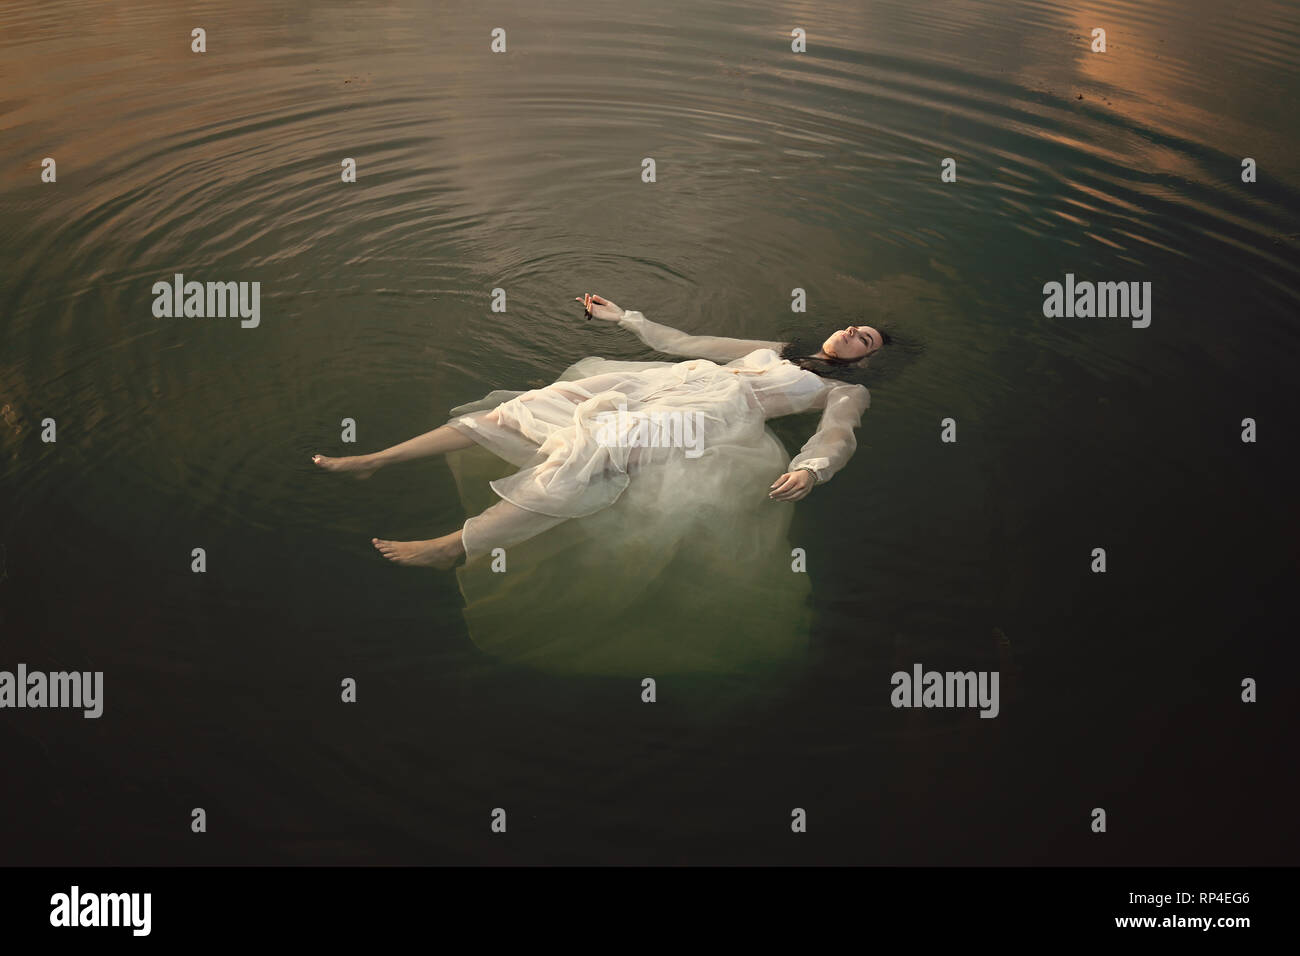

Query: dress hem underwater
[437,352,817,677]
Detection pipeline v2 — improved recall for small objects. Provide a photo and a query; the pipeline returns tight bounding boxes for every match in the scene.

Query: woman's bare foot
[313,453,379,479]
[371,536,462,570]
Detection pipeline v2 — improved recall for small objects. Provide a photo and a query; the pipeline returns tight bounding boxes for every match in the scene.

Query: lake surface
[2,0,1298,864]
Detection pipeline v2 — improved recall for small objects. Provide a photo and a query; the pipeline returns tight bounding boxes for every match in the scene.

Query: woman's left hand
[769,469,815,501]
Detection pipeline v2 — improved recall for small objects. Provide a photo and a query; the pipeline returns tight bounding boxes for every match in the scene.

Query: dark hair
[778,328,892,383]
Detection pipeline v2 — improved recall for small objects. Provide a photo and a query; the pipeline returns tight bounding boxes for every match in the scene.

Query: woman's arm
[771,382,871,499]
[618,310,785,363]
[579,293,783,363]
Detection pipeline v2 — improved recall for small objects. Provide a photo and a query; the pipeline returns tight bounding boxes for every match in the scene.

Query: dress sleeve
[617,309,785,363]
[788,382,871,484]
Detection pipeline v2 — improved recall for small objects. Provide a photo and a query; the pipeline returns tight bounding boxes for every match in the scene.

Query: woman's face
[822,325,882,360]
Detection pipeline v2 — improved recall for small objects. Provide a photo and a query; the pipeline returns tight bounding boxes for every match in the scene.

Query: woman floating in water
[315,293,890,675]
[313,293,888,569]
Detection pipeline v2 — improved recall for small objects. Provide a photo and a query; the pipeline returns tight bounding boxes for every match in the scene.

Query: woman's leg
[372,499,568,569]
[315,378,618,477]
[313,423,480,477]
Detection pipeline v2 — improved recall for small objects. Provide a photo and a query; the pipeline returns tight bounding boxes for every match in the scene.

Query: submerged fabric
[441,310,871,676]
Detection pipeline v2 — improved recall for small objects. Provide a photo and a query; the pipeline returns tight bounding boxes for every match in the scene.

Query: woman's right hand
[574,292,623,322]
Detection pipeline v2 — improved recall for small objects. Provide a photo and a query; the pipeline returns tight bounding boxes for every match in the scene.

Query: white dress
[440,308,871,676]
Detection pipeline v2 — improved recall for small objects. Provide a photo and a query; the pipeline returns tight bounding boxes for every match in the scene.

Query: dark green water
[2,0,1298,863]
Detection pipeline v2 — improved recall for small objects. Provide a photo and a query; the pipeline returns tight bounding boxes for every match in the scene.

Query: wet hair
[778,328,892,383]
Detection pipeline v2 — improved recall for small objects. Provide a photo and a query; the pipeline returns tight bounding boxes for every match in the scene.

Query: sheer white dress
[440,308,871,676]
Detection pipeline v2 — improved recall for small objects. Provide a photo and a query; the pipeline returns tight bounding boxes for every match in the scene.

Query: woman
[314,293,889,675]
[314,294,888,569]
